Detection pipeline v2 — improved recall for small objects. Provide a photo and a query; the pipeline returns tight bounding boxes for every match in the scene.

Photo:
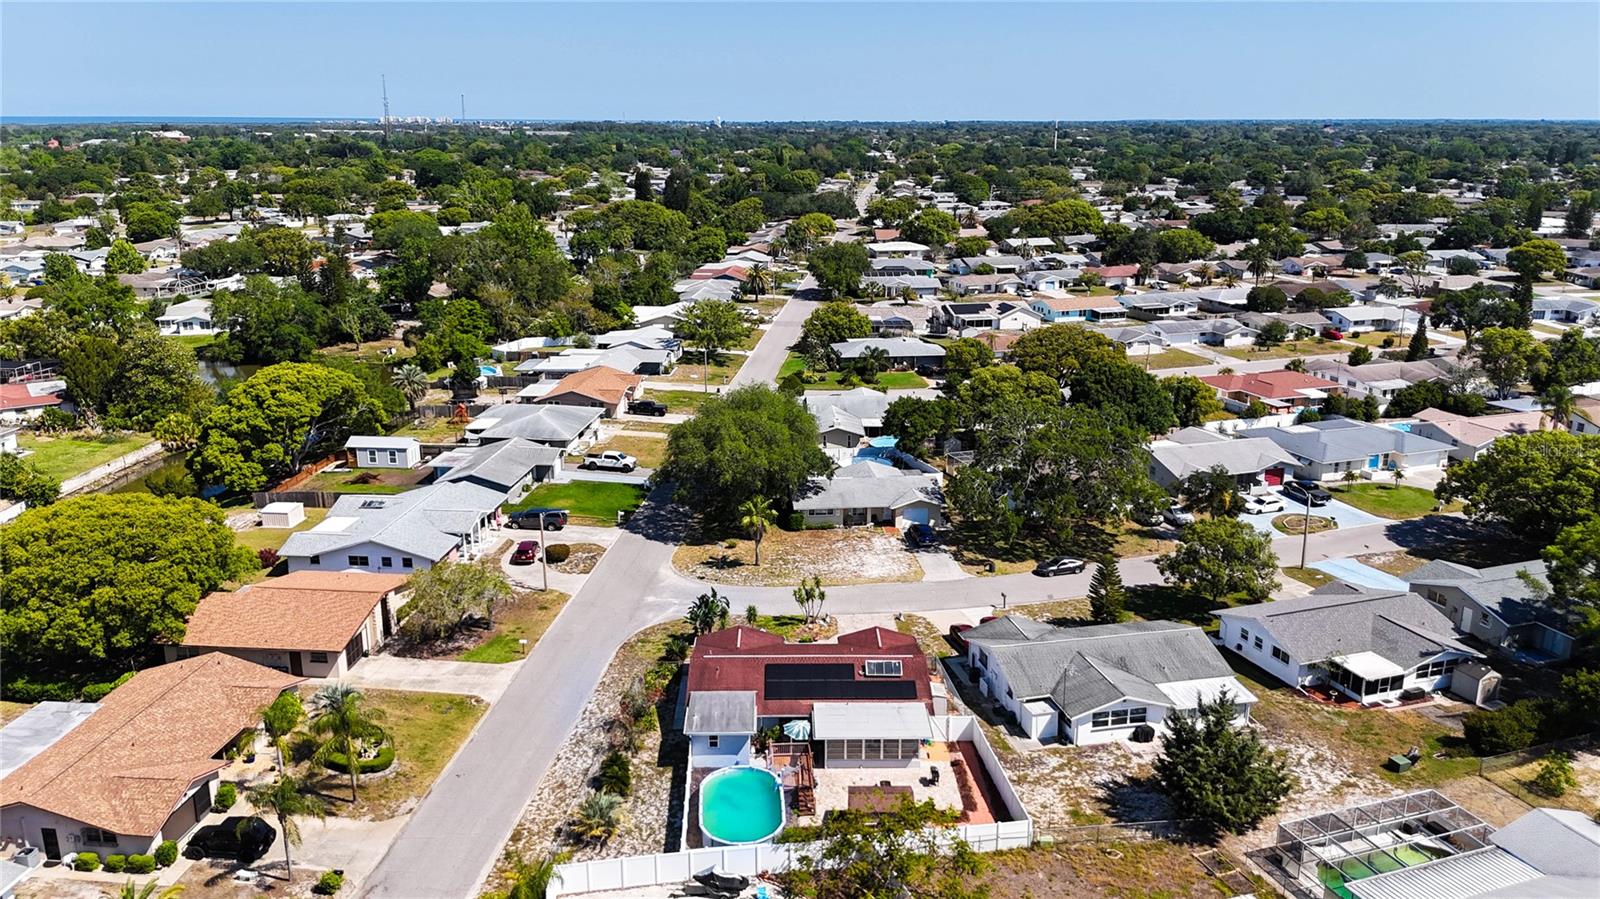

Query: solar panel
[764,663,917,701]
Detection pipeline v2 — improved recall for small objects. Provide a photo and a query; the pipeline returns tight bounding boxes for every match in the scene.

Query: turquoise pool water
[700,766,784,845]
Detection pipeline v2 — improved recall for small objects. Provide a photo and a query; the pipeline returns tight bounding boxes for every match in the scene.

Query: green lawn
[456,590,572,663]
[504,481,646,525]
[640,388,719,415]
[780,353,929,390]
[1220,340,1344,360]
[1125,347,1210,370]
[234,507,330,557]
[16,433,155,481]
[1333,484,1446,519]
[164,333,217,352]
[1282,566,1335,588]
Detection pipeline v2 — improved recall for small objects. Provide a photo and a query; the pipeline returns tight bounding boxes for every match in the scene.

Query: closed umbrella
[781,719,812,741]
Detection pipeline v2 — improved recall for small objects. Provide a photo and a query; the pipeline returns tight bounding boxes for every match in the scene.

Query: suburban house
[792,461,942,528]
[1302,359,1450,409]
[169,571,411,677]
[1200,370,1341,413]
[0,654,302,862]
[278,479,508,569]
[1569,396,1600,435]
[1088,264,1138,288]
[861,274,940,299]
[533,365,641,418]
[464,403,601,450]
[1236,310,1331,335]
[800,388,891,448]
[0,381,66,423]
[1406,560,1576,663]
[1117,292,1199,320]
[864,304,934,336]
[1144,317,1258,347]
[963,617,1255,745]
[948,255,1026,275]
[1531,295,1600,326]
[865,241,930,259]
[867,257,937,277]
[1147,428,1299,490]
[428,438,561,496]
[1214,589,1484,705]
[1029,293,1126,323]
[154,298,216,336]
[829,336,946,371]
[1239,418,1453,480]
[949,273,1023,296]
[345,435,422,469]
[683,625,941,769]
[515,344,676,379]
[1323,305,1416,334]
[1407,408,1548,462]
[1562,267,1600,289]
[1020,270,1073,293]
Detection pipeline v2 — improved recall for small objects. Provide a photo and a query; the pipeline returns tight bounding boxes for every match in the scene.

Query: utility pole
[1299,494,1311,569]
[380,75,391,144]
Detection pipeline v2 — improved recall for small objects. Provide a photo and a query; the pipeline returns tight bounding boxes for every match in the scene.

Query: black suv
[183,816,276,864]
[507,508,568,530]
[629,399,669,417]
[1282,480,1333,507]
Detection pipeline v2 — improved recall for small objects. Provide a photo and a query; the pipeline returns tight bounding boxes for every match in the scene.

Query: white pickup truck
[580,450,638,472]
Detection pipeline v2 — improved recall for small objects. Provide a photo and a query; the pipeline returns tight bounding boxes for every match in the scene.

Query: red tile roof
[1200,370,1341,400]
[1090,264,1139,278]
[688,626,933,718]
[0,383,63,411]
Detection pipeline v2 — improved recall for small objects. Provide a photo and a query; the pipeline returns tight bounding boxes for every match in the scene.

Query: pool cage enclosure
[1273,790,1495,893]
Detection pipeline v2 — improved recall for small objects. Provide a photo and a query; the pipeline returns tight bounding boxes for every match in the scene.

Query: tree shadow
[1125,585,1218,627]
[1380,518,1541,566]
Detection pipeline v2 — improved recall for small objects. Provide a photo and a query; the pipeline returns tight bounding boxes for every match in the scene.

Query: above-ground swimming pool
[699,766,784,846]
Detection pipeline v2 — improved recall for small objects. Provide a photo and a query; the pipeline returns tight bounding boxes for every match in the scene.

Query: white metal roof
[810,702,930,741]
[1334,650,1407,680]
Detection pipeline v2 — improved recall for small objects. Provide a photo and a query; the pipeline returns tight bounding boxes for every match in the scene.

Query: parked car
[183,816,275,864]
[1242,494,1285,514]
[581,450,638,472]
[507,508,567,530]
[628,399,669,416]
[511,540,541,564]
[1282,480,1333,507]
[1162,505,1196,527]
[905,523,939,548]
[948,623,974,652]
[1321,327,1345,340]
[1033,556,1086,577]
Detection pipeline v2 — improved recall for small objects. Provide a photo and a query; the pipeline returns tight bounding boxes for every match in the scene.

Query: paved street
[729,294,806,388]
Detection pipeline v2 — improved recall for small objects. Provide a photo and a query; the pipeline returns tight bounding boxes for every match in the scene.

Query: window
[1090,707,1148,729]
[348,555,370,567]
[864,660,903,677]
[81,827,116,846]
[1271,646,1290,664]
[1239,627,1250,641]
[1253,636,1264,650]
[1416,658,1458,679]
[309,651,329,663]
[368,451,379,463]
[388,450,399,464]
[381,557,393,568]
[707,735,719,749]
[309,555,321,565]
[402,558,414,569]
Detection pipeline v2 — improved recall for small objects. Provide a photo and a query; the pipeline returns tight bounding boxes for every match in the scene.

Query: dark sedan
[1033,556,1087,577]
[506,508,567,530]
[510,540,541,564]
[1282,480,1333,507]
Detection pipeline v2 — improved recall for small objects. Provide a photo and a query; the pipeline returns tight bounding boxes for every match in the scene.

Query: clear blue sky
[4,2,1598,121]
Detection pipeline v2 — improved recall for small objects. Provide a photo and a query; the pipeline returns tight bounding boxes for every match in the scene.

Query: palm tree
[1221,271,1240,288]
[502,852,565,899]
[245,776,326,883]
[1243,242,1273,285]
[685,588,730,636]
[1196,262,1215,285]
[116,880,185,899]
[308,684,387,802]
[1542,385,1577,432]
[738,496,777,566]
[746,263,771,297]
[392,363,430,413]
[1390,465,1405,489]
[856,346,890,383]
[1341,470,1360,492]
[571,792,625,844]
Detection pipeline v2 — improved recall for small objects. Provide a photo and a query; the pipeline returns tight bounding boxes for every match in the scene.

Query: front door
[1460,607,1475,632]
[40,828,60,861]
[379,597,393,639]
[289,652,304,677]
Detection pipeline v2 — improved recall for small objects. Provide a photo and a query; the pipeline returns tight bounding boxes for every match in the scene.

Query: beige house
[0,655,302,861]
[168,571,410,678]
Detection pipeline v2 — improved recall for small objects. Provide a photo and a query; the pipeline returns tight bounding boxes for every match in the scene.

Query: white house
[344,436,422,469]
[964,617,1255,745]
[792,461,943,529]
[154,298,216,336]
[1215,588,1484,705]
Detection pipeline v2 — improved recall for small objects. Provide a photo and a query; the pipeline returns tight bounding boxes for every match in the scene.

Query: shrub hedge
[103,855,126,873]
[544,543,571,564]
[213,781,238,811]
[315,871,345,895]
[322,745,396,774]
[154,839,178,867]
[127,854,156,874]
[73,852,100,871]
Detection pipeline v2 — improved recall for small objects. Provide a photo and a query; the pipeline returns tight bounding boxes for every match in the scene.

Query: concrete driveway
[1237,494,1384,536]
[343,655,517,702]
[554,464,652,485]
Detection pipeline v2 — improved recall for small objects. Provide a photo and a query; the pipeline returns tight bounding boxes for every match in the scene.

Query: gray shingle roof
[684,690,756,736]
[791,468,941,512]
[1239,418,1452,465]
[278,483,499,562]
[436,438,562,493]
[1407,560,1557,627]
[467,404,601,445]
[967,619,1238,713]
[1217,591,1478,668]
[1150,436,1298,481]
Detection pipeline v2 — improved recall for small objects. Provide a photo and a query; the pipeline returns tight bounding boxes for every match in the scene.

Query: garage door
[1264,467,1285,486]
[899,506,931,525]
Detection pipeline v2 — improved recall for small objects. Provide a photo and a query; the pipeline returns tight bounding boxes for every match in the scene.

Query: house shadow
[1379,518,1539,566]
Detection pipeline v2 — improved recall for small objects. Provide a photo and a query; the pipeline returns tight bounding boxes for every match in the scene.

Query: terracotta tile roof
[0,655,303,837]
[1200,370,1340,400]
[183,571,408,653]
[687,626,932,718]
[1090,264,1139,278]
[537,365,641,408]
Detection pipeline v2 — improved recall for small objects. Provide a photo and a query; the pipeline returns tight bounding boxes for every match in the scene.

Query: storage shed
[259,502,305,529]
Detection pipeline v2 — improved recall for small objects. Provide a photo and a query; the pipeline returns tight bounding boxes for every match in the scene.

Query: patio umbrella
[781,719,812,741]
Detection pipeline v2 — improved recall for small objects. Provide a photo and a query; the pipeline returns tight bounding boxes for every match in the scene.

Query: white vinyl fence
[548,714,1032,897]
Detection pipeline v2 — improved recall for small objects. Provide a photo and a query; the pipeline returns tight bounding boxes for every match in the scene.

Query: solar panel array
[764,663,919,700]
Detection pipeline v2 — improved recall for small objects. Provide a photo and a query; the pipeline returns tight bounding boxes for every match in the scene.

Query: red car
[510,540,541,565]
[948,623,974,652]
[1321,327,1344,341]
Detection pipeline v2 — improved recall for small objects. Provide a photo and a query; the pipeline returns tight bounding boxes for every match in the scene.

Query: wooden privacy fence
[252,490,340,509]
